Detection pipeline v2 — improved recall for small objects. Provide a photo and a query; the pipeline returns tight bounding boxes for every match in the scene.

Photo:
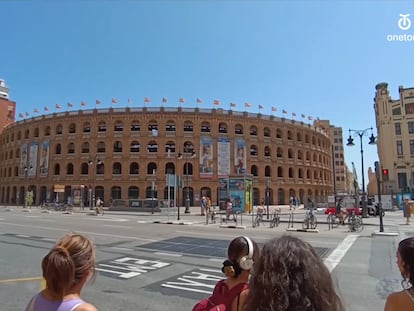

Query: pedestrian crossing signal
[382,168,389,181]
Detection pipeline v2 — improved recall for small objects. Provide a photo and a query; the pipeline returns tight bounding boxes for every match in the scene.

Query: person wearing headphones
[220,236,260,311]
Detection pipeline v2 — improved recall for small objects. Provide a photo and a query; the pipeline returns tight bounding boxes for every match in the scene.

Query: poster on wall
[20,143,28,177]
[217,137,230,177]
[28,142,38,177]
[39,140,50,176]
[229,177,246,213]
[234,139,246,174]
[199,137,213,178]
[218,178,228,210]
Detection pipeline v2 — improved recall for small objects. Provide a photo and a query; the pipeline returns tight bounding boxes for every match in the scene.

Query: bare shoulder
[75,302,99,311]
[385,290,413,311]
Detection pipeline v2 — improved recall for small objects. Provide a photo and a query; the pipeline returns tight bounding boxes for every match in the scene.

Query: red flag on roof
[179,97,185,103]
[230,102,236,108]
[56,104,61,109]
[81,101,86,107]
[213,100,220,106]
[111,98,118,104]
[245,102,251,108]
[196,98,203,104]
[144,97,151,103]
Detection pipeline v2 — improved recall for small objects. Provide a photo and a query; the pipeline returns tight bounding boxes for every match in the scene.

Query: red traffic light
[382,169,389,175]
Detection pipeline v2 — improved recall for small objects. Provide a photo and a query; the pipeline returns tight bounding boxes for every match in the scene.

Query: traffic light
[374,161,380,179]
[382,168,389,181]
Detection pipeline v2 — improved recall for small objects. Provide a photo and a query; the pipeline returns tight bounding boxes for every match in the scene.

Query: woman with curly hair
[246,235,344,311]
[384,237,414,311]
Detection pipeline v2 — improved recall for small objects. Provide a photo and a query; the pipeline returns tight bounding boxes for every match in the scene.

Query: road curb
[286,227,319,233]
[371,231,399,236]
[219,225,246,229]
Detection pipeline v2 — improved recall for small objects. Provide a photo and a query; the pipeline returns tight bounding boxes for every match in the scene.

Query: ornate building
[374,83,414,198]
[0,106,333,208]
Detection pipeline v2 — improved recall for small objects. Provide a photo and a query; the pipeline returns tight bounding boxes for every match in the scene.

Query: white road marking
[103,224,133,229]
[0,222,158,242]
[110,247,133,252]
[154,252,183,257]
[324,234,359,272]
[89,217,129,222]
[208,258,225,262]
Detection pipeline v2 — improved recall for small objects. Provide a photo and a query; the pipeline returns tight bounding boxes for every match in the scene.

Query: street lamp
[88,156,103,210]
[178,150,196,214]
[347,127,376,218]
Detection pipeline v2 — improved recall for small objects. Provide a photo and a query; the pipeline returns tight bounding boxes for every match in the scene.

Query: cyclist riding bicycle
[336,198,345,225]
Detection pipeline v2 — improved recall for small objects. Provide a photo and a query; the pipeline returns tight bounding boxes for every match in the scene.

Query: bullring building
[0,104,334,209]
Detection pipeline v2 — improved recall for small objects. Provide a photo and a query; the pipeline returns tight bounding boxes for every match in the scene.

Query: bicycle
[270,208,281,228]
[303,208,317,230]
[327,212,346,229]
[348,210,363,232]
[206,206,217,224]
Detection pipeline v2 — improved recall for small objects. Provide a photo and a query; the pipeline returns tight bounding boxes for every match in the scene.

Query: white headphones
[238,236,254,270]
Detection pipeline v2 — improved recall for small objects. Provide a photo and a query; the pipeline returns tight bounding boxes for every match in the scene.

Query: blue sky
[2,0,414,186]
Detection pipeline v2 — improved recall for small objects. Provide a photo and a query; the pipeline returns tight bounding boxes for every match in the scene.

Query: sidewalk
[1,204,406,234]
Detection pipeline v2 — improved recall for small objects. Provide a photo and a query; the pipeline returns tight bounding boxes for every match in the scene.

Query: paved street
[0,205,411,311]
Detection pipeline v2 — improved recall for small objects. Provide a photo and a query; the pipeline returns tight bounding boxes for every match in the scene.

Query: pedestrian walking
[25,233,98,311]
[403,198,411,225]
[384,237,414,311]
[200,196,207,216]
[246,235,344,311]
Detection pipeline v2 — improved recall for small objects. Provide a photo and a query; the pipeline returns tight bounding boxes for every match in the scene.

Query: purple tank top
[25,292,85,311]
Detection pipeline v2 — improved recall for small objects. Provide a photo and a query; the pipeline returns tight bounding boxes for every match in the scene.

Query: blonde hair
[42,233,96,297]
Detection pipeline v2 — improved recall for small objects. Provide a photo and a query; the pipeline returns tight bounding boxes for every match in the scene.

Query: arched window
[68,123,76,134]
[83,122,91,133]
[97,141,105,153]
[67,163,74,175]
[114,121,124,132]
[81,142,89,153]
[56,124,63,135]
[113,162,122,174]
[131,120,140,132]
[235,124,243,135]
[130,141,140,152]
[218,122,228,133]
[68,143,75,154]
[130,162,139,175]
[114,141,122,152]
